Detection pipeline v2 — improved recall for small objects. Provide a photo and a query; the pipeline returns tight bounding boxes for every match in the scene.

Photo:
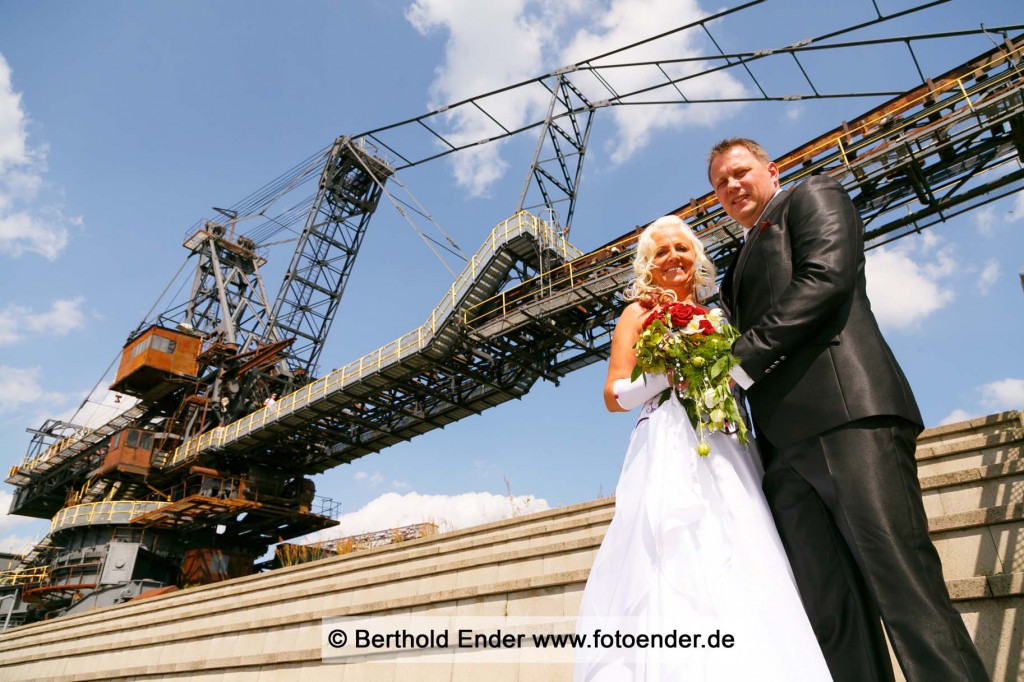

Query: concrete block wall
[0,410,1020,681]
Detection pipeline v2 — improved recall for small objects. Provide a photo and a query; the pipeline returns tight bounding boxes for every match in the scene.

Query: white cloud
[785,104,803,122]
[0,316,14,346]
[973,206,998,237]
[938,408,972,426]
[0,365,66,413]
[0,491,46,555]
[943,378,1024,424]
[0,210,68,260]
[406,0,556,196]
[865,237,955,331]
[0,53,74,260]
[353,470,385,486]
[406,0,746,194]
[976,192,1024,236]
[0,57,28,171]
[0,533,40,555]
[27,297,86,334]
[0,297,87,346]
[978,378,1024,412]
[978,258,1000,294]
[303,490,550,542]
[915,232,956,276]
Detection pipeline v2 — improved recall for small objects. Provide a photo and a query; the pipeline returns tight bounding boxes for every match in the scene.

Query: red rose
[698,319,715,335]
[668,303,700,327]
[641,310,663,330]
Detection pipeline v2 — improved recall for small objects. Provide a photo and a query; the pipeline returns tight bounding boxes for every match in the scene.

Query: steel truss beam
[611,33,1024,277]
[162,227,277,354]
[173,2,1012,255]
[472,35,1024,375]
[170,263,628,477]
[518,75,595,236]
[358,1,980,173]
[267,137,394,377]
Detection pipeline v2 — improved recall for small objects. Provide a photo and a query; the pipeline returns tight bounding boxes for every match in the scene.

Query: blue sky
[0,0,1021,551]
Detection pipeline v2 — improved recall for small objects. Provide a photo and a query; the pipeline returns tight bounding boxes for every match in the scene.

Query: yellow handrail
[0,566,50,587]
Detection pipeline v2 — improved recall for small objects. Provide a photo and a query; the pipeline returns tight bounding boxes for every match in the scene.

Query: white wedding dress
[574,394,832,681]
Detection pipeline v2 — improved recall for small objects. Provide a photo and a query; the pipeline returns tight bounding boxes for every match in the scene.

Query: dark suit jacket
[719,175,923,447]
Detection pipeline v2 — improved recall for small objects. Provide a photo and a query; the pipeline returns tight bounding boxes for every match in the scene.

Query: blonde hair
[624,215,716,305]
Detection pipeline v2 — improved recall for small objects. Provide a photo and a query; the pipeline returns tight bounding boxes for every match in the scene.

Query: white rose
[710,408,725,424]
[703,389,718,409]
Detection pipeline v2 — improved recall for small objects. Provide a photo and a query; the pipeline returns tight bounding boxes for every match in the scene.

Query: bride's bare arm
[603,303,648,412]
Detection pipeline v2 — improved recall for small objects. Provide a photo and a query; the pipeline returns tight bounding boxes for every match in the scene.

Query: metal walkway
[157,211,589,474]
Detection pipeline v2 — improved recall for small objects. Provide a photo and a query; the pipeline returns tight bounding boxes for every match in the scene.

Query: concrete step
[947,571,1024,601]
[929,503,1024,579]
[922,459,1024,516]
[915,417,1022,479]
[917,411,1022,449]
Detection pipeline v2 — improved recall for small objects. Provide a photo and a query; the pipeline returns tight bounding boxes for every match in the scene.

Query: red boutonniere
[757,220,773,232]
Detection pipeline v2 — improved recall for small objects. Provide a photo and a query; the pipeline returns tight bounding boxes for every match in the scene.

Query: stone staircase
[0,410,1018,682]
[907,410,1023,682]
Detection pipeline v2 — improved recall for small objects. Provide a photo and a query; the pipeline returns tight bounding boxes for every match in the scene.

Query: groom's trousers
[757,415,989,682]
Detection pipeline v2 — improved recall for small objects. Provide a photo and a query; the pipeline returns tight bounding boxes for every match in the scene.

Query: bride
[573,216,832,681]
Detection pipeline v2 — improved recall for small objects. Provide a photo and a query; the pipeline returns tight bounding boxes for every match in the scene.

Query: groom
[709,138,988,682]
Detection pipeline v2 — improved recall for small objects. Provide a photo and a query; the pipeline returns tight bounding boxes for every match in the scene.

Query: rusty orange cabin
[96,427,156,477]
[110,326,201,400]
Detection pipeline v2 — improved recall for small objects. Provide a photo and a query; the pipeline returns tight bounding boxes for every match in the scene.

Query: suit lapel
[730,192,788,318]
[729,227,760,321]
[732,227,759,293]
[720,255,737,317]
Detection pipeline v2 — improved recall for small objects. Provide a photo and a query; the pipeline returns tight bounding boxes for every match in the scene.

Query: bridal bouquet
[631,302,749,456]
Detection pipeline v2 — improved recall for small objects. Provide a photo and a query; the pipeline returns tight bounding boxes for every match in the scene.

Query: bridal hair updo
[624,215,716,306]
